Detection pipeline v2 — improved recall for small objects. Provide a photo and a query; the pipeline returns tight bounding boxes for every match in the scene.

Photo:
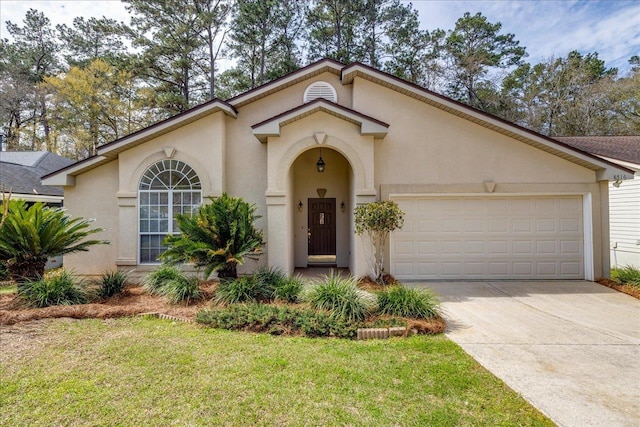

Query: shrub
[0,261,9,281]
[196,303,360,338]
[354,200,404,284]
[273,275,304,303]
[305,271,375,322]
[254,266,284,291]
[215,276,263,304]
[142,265,185,295]
[159,275,201,304]
[0,200,107,283]
[377,286,440,319]
[253,266,303,303]
[98,270,128,298]
[611,265,640,288]
[160,193,263,279]
[19,269,88,308]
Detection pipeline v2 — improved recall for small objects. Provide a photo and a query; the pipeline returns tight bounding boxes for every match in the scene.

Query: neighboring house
[43,60,634,281]
[556,136,640,269]
[0,151,73,205]
[0,151,74,269]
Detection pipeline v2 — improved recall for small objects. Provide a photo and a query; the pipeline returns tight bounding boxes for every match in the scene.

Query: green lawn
[1,318,552,426]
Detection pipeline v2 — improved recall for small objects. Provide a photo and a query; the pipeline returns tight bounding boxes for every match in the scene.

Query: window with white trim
[138,159,202,263]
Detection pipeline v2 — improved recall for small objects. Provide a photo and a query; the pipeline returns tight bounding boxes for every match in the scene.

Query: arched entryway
[290,147,352,268]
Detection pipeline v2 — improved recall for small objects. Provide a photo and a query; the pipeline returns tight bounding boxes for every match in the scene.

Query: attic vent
[303,81,337,103]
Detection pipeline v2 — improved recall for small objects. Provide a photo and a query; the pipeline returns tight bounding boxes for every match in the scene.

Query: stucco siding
[63,160,119,275]
[46,61,622,280]
[351,77,596,186]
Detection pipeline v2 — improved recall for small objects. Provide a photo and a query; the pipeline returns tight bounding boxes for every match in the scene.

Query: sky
[1,0,638,74]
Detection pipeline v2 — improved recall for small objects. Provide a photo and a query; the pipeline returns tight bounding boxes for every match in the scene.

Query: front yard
[1,317,552,426]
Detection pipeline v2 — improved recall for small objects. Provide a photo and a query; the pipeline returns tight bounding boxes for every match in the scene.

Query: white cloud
[409,0,639,73]
[1,0,130,36]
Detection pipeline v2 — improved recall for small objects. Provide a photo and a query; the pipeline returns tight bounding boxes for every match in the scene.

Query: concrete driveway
[415,281,640,427]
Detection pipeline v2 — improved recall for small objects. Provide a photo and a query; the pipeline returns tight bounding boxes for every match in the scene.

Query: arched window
[138,159,202,263]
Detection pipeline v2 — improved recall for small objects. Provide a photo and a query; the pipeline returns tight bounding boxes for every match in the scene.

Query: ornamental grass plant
[305,270,375,322]
[19,269,88,308]
[377,285,441,319]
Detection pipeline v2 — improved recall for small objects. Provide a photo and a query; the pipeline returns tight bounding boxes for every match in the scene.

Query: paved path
[414,281,640,427]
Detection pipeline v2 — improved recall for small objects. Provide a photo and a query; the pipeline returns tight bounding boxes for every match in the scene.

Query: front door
[308,198,336,264]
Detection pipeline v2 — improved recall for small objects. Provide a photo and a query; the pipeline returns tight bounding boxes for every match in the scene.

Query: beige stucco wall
[63,160,119,275]
[352,77,607,279]
[58,69,612,280]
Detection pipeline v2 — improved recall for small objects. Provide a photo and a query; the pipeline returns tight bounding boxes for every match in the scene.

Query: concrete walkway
[415,281,640,427]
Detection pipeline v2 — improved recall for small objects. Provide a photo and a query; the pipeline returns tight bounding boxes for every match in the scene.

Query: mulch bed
[0,280,447,335]
[357,274,399,292]
[596,278,640,299]
[0,283,217,326]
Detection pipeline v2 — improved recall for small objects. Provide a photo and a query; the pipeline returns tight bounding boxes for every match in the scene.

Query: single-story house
[556,136,640,269]
[0,151,73,205]
[43,59,635,281]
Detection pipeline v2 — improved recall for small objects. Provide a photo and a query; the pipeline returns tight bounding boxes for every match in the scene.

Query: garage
[390,195,585,280]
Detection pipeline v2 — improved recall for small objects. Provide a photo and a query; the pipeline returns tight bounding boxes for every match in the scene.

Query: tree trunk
[9,257,48,287]
[217,262,237,280]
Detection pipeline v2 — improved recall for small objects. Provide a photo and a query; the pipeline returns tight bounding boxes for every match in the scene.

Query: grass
[611,265,640,288]
[0,318,553,426]
[0,283,16,294]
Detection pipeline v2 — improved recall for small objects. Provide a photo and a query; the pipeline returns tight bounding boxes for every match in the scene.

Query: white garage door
[390,196,584,280]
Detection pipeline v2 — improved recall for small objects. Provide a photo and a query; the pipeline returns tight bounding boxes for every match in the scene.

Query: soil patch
[358,274,399,292]
[0,282,217,326]
[597,278,640,299]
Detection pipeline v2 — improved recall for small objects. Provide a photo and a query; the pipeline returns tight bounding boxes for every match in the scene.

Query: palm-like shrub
[305,271,375,322]
[160,193,263,279]
[0,200,107,284]
[19,269,88,308]
[377,286,440,319]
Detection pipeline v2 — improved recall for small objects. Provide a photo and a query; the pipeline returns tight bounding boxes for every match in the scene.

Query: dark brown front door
[308,198,336,257]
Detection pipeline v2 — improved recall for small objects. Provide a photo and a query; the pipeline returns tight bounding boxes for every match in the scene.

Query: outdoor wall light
[340,201,345,212]
[316,148,325,173]
[298,200,303,211]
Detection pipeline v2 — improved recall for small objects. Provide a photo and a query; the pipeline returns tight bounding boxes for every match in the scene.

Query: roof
[0,151,74,197]
[251,98,389,143]
[554,136,640,165]
[43,59,634,185]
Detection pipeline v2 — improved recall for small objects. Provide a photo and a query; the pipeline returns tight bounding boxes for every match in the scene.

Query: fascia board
[252,100,388,143]
[342,64,635,181]
[41,156,106,186]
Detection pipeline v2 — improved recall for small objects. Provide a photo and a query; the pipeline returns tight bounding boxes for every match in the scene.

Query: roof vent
[303,81,337,103]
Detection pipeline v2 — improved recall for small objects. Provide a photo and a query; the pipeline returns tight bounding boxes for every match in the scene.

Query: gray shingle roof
[555,136,640,165]
[0,151,74,197]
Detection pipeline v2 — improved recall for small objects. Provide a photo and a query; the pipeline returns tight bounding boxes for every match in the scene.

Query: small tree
[0,200,108,284]
[354,200,404,284]
[160,193,263,280]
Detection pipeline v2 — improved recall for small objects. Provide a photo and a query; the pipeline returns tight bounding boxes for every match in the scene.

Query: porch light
[316,149,325,173]
[298,200,303,211]
[340,201,345,212]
